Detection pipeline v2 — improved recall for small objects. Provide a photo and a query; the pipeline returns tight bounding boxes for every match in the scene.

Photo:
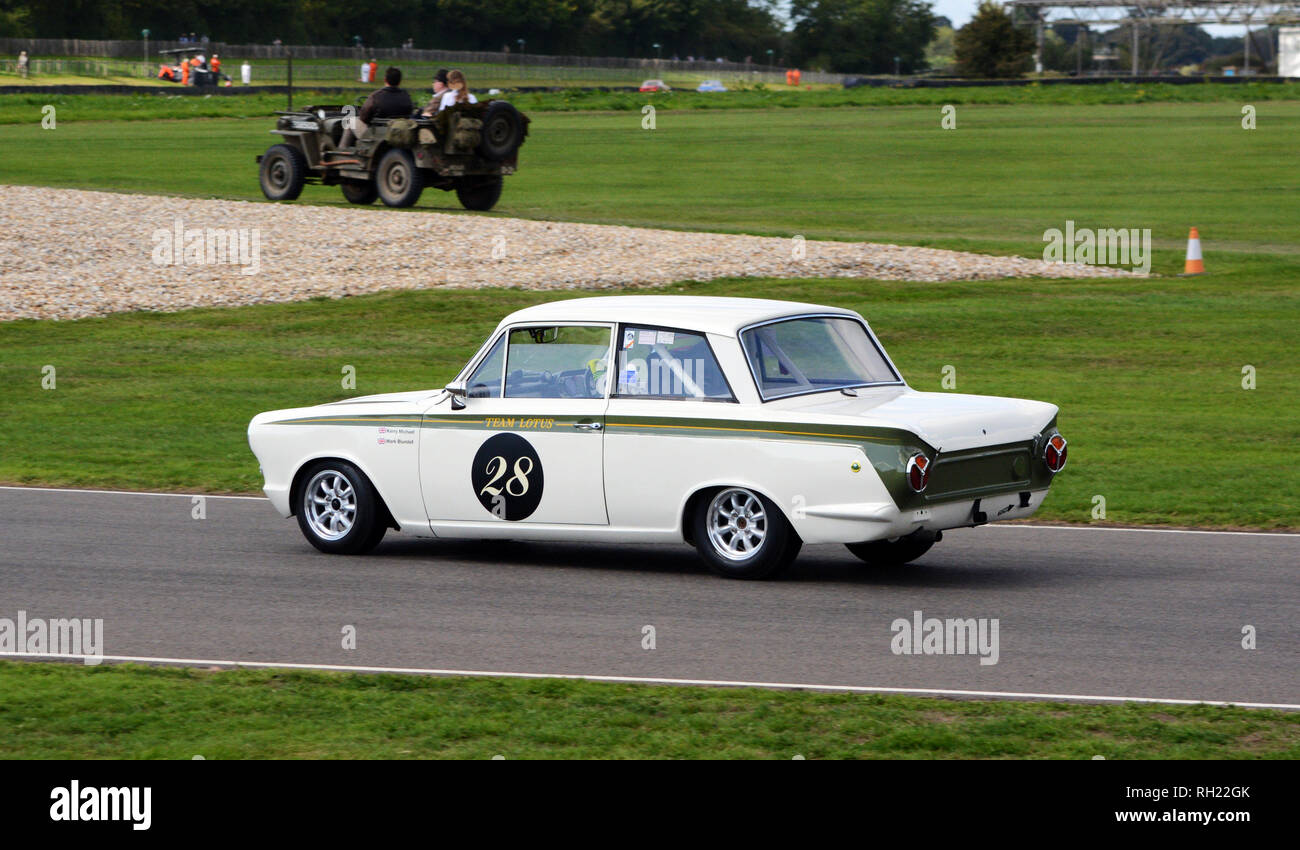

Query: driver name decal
[472,433,544,520]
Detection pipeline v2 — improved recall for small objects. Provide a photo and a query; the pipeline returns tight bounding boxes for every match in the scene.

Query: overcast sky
[932,0,977,27]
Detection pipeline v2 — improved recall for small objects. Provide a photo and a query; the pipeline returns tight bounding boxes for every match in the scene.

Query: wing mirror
[445,379,468,410]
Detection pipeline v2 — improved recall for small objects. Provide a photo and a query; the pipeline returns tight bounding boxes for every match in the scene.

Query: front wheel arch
[289,456,397,530]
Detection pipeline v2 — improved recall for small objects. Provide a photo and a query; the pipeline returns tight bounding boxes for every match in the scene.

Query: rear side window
[614,326,734,401]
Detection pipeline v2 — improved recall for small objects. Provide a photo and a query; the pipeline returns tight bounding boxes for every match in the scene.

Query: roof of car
[496,296,859,337]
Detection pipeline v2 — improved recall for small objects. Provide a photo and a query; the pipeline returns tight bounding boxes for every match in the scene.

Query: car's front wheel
[295,461,388,554]
[845,530,940,566]
[692,487,800,579]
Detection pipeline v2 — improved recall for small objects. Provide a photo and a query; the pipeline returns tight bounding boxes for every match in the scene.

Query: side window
[614,326,734,401]
[465,336,505,398]
[504,325,612,399]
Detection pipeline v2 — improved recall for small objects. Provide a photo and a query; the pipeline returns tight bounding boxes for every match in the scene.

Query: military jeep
[256,100,529,211]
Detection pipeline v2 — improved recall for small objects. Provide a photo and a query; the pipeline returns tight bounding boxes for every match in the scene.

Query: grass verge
[1,661,1295,759]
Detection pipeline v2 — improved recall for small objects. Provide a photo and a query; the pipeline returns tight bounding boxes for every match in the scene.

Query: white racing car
[248,296,1068,578]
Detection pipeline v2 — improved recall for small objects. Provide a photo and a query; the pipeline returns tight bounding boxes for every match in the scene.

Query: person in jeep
[341,66,414,148]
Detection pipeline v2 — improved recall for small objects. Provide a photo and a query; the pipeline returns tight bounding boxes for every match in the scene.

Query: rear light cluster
[906,453,931,493]
[1044,434,1068,473]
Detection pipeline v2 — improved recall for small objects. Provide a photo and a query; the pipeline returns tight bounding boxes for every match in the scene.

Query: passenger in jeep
[342,66,414,148]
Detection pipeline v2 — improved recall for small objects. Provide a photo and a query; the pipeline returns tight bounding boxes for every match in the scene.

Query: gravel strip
[0,186,1136,322]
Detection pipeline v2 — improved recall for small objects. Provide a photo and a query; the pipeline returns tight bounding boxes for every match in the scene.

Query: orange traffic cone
[1182,227,1205,275]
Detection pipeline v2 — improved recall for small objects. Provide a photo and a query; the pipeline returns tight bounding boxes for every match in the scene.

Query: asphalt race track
[2,486,1296,707]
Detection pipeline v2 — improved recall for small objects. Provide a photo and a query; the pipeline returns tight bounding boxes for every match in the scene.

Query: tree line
[0,0,942,74]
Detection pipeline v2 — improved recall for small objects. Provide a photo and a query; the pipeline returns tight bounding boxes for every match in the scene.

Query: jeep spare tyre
[477,101,525,161]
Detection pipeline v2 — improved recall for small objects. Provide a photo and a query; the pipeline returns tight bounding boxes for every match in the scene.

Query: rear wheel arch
[679,483,798,545]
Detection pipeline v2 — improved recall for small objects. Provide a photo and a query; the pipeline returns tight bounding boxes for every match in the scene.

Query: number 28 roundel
[472,433,544,521]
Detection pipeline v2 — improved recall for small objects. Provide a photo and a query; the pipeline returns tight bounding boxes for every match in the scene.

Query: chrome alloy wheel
[706,488,768,561]
[304,469,357,541]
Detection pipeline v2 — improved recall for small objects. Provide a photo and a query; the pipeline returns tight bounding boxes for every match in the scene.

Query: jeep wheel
[341,179,377,205]
[477,102,525,161]
[259,144,307,201]
[455,176,503,211]
[376,148,423,207]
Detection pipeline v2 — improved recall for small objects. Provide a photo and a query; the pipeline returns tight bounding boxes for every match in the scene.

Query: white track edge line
[981,524,1297,538]
[2,652,1296,710]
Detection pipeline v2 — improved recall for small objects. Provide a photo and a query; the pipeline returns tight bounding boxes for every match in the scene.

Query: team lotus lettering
[483,417,555,430]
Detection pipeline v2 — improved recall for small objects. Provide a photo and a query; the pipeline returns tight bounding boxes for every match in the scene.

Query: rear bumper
[797,488,1050,544]
[911,488,1048,531]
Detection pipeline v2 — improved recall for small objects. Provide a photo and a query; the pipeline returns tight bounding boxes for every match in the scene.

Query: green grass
[1,661,1295,759]
[1,276,1296,528]
[0,102,1296,257]
[4,81,1300,124]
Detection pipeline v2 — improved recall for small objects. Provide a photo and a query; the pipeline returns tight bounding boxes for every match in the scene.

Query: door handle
[573,421,603,431]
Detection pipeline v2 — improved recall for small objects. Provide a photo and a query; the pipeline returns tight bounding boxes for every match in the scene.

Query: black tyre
[294,460,388,555]
[845,530,940,566]
[477,101,525,161]
[341,179,378,205]
[375,148,424,207]
[259,143,307,201]
[455,176,503,211]
[691,487,801,579]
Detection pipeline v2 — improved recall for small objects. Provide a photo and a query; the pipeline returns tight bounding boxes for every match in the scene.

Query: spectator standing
[17,50,28,79]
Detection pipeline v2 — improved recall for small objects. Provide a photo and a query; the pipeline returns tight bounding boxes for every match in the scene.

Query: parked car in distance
[247,296,1069,579]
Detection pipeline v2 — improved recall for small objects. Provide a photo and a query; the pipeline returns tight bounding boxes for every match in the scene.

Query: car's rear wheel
[692,487,800,579]
[259,143,307,201]
[845,530,940,566]
[295,461,387,554]
[341,179,377,205]
[375,148,424,207]
[455,176,503,211]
